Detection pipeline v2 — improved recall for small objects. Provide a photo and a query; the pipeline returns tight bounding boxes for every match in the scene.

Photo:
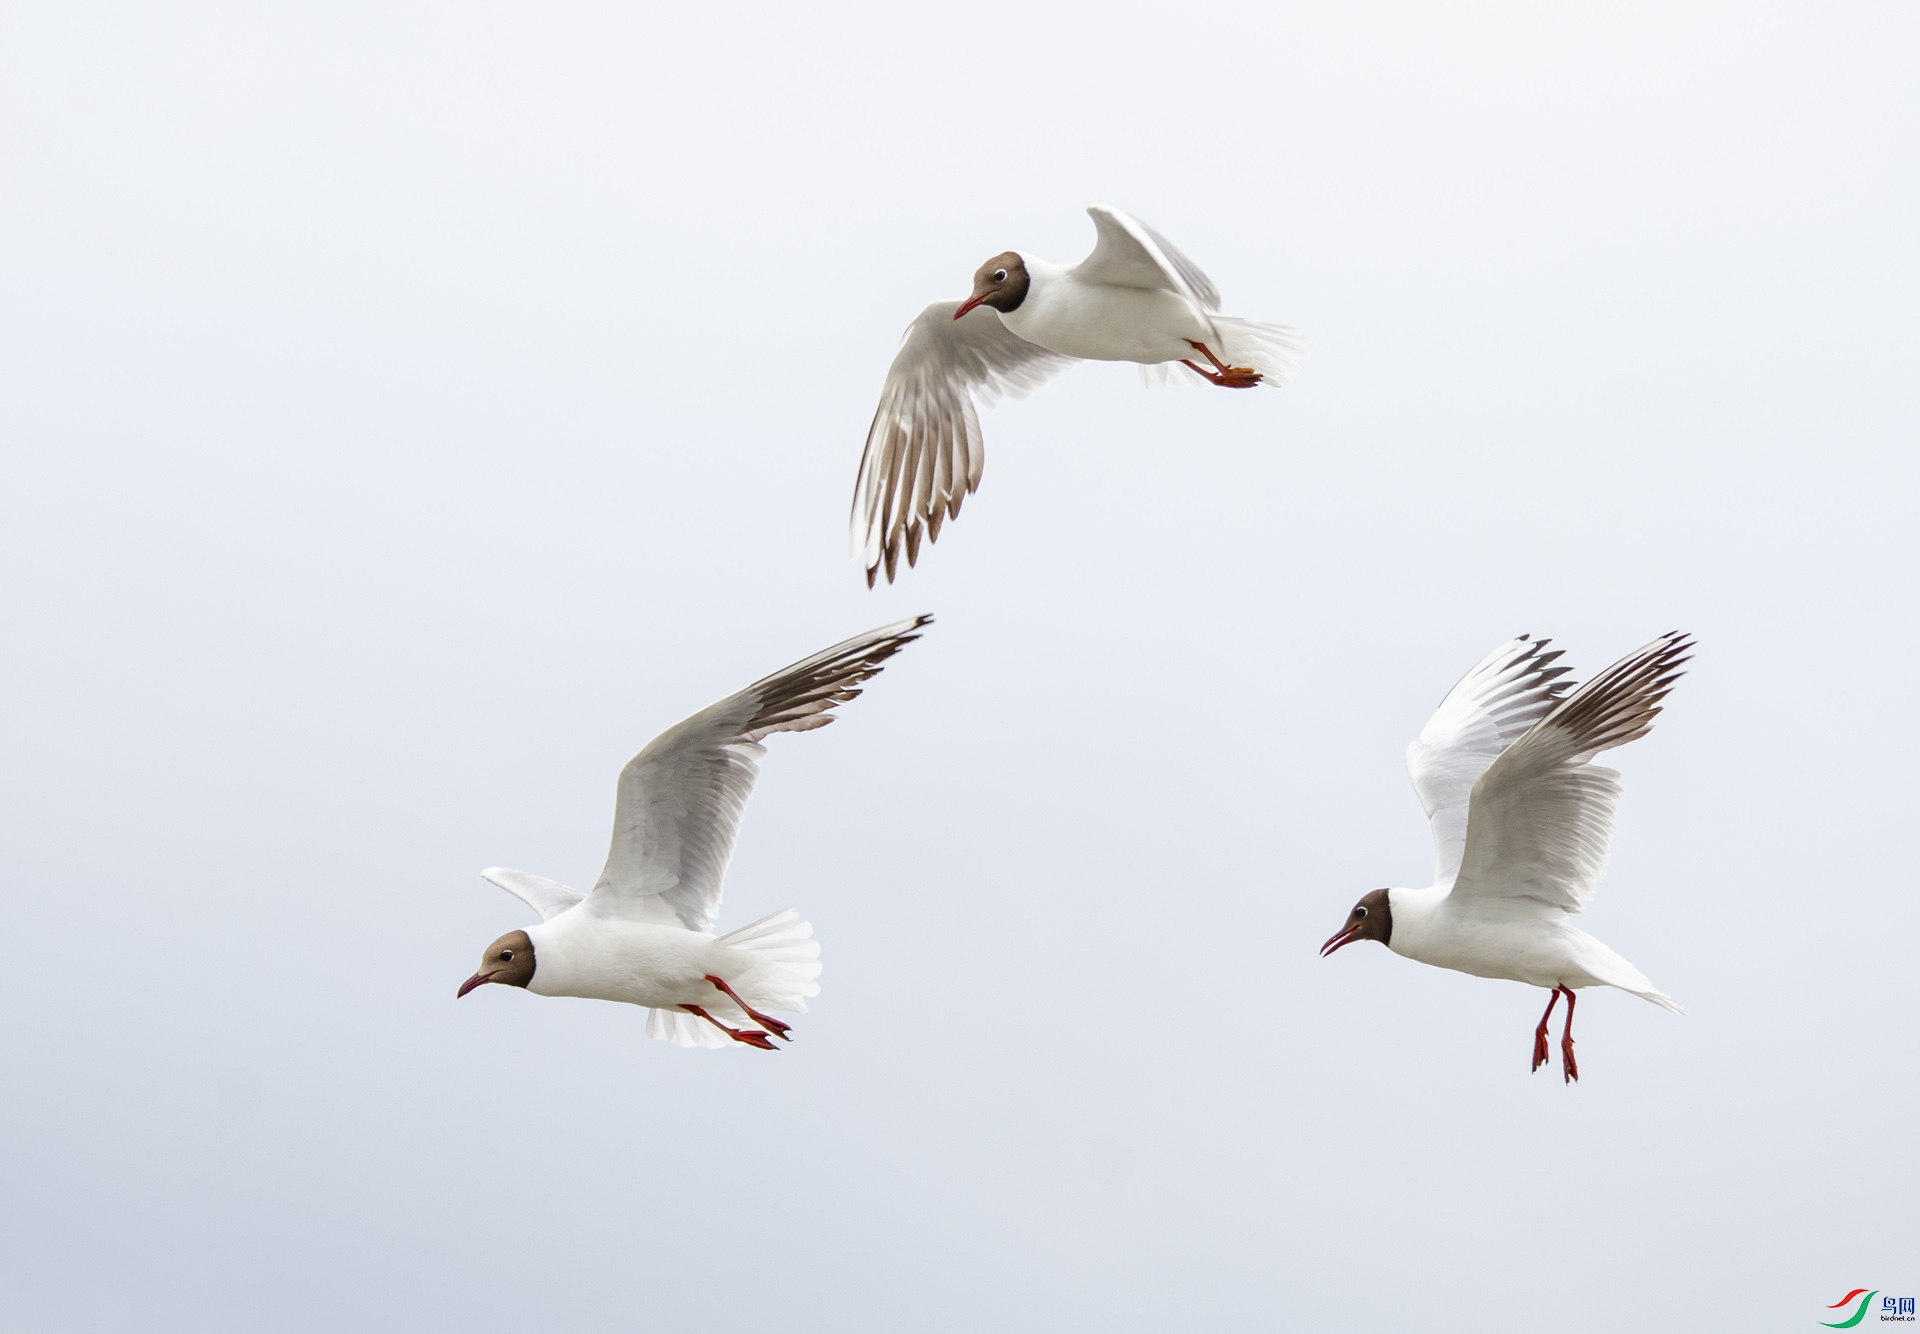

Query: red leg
[1183,340,1263,389]
[678,1003,777,1051]
[1532,988,1561,1073]
[1560,988,1579,1084]
[1189,340,1234,373]
[704,974,793,1041]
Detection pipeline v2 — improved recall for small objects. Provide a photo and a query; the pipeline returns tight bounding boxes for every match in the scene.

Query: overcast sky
[2,3,1915,1330]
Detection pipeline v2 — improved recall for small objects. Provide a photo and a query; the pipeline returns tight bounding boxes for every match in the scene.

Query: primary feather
[1450,632,1693,916]
[1406,636,1574,887]
[850,304,1070,586]
[584,616,932,931]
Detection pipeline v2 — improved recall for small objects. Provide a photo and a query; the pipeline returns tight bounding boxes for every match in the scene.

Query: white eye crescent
[993,268,1007,281]
[1354,906,1368,918]
[500,949,514,961]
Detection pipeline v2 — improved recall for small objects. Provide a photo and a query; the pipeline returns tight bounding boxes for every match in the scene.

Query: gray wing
[1071,206,1222,313]
[851,301,1072,586]
[480,867,586,922]
[583,617,932,931]
[1405,637,1573,886]
[1450,633,1693,917]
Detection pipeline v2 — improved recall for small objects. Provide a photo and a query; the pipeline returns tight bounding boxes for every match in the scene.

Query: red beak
[1320,927,1360,958]
[456,971,496,999]
[953,295,985,320]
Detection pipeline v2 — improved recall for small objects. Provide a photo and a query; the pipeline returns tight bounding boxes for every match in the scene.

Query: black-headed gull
[851,206,1305,585]
[1321,633,1693,1082]
[456,616,930,1049]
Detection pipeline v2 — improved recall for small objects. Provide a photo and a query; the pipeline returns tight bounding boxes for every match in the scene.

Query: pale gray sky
[2,3,1915,1330]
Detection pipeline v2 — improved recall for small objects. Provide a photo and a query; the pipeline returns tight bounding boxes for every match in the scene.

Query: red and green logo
[1821,1290,1879,1328]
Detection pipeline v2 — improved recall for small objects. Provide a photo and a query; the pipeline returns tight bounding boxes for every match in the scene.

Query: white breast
[524,912,719,1008]
[523,909,802,1014]
[1386,888,1603,989]
[1000,261,1212,364]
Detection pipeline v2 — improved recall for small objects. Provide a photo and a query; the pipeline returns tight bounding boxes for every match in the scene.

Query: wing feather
[1406,636,1573,886]
[1450,633,1693,916]
[851,302,1071,586]
[1071,206,1223,313]
[583,617,932,931]
[480,867,586,922]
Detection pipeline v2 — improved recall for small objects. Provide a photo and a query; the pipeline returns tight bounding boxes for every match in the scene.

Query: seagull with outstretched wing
[456,617,929,1050]
[852,206,1305,585]
[1321,633,1693,1082]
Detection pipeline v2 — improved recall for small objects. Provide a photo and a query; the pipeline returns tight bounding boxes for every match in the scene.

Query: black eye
[1354,906,1368,918]
[993,269,1007,282]
[500,949,514,961]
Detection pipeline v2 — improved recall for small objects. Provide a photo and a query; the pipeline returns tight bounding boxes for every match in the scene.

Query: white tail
[716,908,823,1009]
[1576,932,1685,1015]
[1140,317,1307,389]
[644,909,823,1049]
[1629,987,1685,1016]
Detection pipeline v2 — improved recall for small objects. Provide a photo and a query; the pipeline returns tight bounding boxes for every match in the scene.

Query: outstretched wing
[851,301,1071,586]
[1406,637,1573,886]
[1071,206,1222,314]
[480,867,586,922]
[583,617,932,932]
[1450,633,1693,917]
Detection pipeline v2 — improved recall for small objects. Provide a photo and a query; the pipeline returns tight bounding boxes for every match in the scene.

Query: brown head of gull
[954,252,1031,319]
[1320,889,1393,957]
[456,930,534,998]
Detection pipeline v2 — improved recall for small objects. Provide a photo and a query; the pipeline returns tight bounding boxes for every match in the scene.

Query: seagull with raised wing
[851,206,1305,584]
[456,617,929,1049]
[1320,633,1693,1082]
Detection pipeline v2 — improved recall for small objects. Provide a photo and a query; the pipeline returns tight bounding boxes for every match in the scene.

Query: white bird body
[850,206,1305,584]
[1384,888,1667,998]
[998,258,1213,363]
[524,913,775,1010]
[1322,632,1693,1079]
[458,618,929,1049]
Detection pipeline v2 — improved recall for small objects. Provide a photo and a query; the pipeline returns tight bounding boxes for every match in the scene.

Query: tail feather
[645,909,823,1049]
[1214,316,1307,386]
[1577,931,1684,1015]
[1629,988,1685,1016]
[646,1007,734,1048]
[1139,316,1307,388]
[721,908,822,1012]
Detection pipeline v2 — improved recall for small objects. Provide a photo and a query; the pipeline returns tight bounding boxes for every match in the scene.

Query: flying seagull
[1321,633,1692,1082]
[851,206,1304,585]
[457,616,930,1049]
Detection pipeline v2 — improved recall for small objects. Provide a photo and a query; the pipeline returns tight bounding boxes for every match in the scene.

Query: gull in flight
[456,617,930,1049]
[1321,633,1693,1082]
[851,205,1305,585]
